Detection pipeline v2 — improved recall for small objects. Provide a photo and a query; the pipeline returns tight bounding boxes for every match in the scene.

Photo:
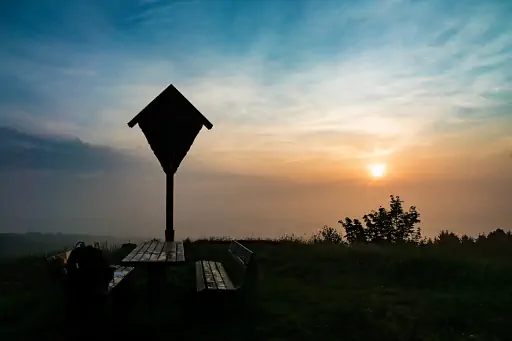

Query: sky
[0,0,511,239]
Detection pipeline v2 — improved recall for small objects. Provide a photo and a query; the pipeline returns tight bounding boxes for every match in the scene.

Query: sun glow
[369,163,387,178]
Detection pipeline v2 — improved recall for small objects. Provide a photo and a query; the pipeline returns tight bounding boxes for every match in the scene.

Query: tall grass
[3,233,512,341]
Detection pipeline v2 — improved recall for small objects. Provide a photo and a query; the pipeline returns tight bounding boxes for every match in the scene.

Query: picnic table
[120,239,185,266]
[120,239,186,308]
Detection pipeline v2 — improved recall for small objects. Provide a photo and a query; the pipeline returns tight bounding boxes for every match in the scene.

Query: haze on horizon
[0,0,511,240]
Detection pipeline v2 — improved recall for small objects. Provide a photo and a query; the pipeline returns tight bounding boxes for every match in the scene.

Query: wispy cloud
[0,126,145,175]
[2,0,512,239]
[0,0,511,179]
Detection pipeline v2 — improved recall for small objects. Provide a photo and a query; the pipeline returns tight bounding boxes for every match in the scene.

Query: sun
[369,163,387,178]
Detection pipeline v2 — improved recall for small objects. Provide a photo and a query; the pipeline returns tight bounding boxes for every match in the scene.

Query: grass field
[1,240,512,341]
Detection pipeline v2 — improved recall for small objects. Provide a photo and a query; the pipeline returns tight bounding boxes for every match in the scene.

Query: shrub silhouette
[460,234,475,246]
[311,225,343,244]
[339,195,421,244]
[435,230,461,247]
[339,218,366,244]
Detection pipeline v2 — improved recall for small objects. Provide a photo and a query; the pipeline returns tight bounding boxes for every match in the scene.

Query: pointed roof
[127,84,214,174]
[127,84,213,130]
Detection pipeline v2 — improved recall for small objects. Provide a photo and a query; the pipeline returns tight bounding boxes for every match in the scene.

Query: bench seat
[108,265,135,292]
[195,241,257,293]
[196,260,236,291]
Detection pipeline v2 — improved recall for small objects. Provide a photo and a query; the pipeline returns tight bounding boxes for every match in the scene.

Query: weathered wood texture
[228,240,253,266]
[196,260,235,291]
[108,266,135,292]
[195,241,255,292]
[120,240,186,266]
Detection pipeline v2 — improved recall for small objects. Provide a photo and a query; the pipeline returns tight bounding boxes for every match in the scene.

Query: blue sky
[2,0,511,146]
[0,0,511,238]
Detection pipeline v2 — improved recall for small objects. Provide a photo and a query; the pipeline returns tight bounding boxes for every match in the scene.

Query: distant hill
[0,232,146,259]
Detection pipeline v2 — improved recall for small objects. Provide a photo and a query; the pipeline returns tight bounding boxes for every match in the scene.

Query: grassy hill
[1,239,512,341]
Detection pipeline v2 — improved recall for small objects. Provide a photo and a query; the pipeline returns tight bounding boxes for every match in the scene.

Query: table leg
[147,267,166,310]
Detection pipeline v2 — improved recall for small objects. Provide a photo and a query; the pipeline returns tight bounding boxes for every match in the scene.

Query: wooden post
[165,171,175,242]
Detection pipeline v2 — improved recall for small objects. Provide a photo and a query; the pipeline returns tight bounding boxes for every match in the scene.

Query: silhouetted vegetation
[311,195,512,255]
[338,195,421,244]
[2,195,512,340]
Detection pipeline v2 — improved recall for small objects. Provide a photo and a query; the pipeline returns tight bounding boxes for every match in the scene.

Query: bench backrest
[228,241,253,267]
[227,241,257,291]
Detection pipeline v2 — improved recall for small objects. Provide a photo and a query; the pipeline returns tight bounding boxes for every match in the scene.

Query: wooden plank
[122,242,146,262]
[230,241,253,265]
[140,240,160,261]
[133,241,155,262]
[208,261,226,290]
[195,261,205,291]
[149,241,165,261]
[146,240,161,258]
[176,241,185,262]
[113,267,132,281]
[202,260,217,290]
[121,266,134,277]
[215,262,235,290]
[121,267,134,279]
[109,266,134,292]
[110,267,124,291]
[123,242,147,262]
[165,241,177,262]
[228,249,246,268]
[156,248,167,262]
[128,242,146,262]
[229,242,242,264]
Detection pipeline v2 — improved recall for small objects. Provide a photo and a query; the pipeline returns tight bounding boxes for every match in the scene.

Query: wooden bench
[108,265,135,292]
[45,249,134,294]
[195,241,258,293]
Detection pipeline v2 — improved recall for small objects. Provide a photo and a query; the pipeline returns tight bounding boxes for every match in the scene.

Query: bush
[339,195,421,245]
[311,225,343,244]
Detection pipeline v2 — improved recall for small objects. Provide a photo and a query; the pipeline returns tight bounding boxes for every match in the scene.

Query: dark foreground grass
[1,241,512,341]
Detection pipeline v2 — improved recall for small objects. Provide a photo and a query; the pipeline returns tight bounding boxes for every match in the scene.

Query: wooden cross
[128,84,213,241]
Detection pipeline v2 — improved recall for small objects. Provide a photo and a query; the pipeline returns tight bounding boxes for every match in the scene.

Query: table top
[120,240,185,266]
